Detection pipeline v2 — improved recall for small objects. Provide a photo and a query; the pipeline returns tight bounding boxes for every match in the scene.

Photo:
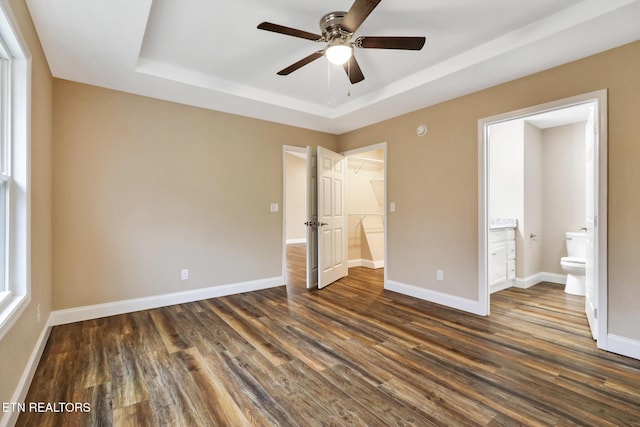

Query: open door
[585,106,598,339]
[305,146,348,289]
[305,146,318,289]
[317,146,348,288]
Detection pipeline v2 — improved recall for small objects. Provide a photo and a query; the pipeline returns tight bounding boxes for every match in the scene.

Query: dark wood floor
[18,244,640,426]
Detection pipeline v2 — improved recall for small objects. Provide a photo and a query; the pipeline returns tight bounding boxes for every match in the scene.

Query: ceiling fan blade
[341,0,381,33]
[257,22,322,41]
[356,36,426,50]
[343,55,365,84]
[277,50,325,75]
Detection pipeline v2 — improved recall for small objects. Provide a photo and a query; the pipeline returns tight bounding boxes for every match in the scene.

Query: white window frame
[0,2,31,341]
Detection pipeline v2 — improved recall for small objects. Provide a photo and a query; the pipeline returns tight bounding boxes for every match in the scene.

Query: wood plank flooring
[18,244,640,426]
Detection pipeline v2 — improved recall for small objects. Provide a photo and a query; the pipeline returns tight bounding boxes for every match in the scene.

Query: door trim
[477,90,608,350]
[342,142,388,287]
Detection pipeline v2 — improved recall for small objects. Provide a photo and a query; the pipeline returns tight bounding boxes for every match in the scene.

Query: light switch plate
[270,203,279,212]
[389,202,396,212]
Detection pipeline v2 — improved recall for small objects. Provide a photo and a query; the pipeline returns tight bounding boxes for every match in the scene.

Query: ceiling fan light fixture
[325,43,352,65]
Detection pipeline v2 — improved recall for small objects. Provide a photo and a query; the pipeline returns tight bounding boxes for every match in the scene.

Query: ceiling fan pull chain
[327,60,331,105]
[347,60,351,96]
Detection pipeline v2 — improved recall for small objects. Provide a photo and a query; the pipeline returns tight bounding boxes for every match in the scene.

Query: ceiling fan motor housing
[320,11,351,43]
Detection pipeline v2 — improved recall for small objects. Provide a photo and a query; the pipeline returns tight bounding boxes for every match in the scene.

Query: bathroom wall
[489,120,543,280]
[346,150,384,265]
[489,119,586,280]
[285,152,307,243]
[541,122,587,274]
[523,122,544,279]
[488,120,524,220]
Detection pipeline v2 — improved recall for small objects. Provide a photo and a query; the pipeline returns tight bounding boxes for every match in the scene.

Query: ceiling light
[325,43,352,65]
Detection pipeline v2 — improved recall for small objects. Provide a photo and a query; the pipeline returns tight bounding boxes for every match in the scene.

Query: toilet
[560,232,586,296]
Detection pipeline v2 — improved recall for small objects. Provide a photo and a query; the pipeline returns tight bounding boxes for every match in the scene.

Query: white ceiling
[26,0,640,135]
[525,103,593,129]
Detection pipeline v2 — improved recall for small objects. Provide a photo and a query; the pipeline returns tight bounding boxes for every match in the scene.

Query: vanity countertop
[489,218,518,230]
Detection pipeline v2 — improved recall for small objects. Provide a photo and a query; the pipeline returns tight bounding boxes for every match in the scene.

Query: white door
[305,146,318,289]
[585,106,598,339]
[317,146,348,288]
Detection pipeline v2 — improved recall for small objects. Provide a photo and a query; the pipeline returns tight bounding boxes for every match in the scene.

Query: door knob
[319,222,328,227]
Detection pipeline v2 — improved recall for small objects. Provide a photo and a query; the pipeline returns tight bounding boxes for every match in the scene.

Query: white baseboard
[50,276,284,326]
[607,334,640,360]
[513,272,565,289]
[348,258,384,269]
[490,280,513,294]
[0,317,52,427]
[385,280,484,316]
[286,238,306,245]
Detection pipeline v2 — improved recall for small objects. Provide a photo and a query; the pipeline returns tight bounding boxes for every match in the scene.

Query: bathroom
[488,104,591,295]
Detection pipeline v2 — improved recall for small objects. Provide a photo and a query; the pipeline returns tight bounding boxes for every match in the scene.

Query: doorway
[344,144,386,272]
[282,145,308,289]
[478,90,607,348]
[282,143,387,290]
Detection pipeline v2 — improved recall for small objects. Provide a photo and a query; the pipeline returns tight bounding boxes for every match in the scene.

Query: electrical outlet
[181,269,189,281]
[436,270,444,281]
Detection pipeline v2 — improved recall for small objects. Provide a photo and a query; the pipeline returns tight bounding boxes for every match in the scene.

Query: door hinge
[594,216,598,227]
[594,308,598,319]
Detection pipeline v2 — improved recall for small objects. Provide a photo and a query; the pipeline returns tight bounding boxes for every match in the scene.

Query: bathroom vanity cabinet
[489,228,516,293]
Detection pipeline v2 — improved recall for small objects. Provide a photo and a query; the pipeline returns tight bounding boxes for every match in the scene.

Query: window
[0,4,30,340]
[0,55,9,302]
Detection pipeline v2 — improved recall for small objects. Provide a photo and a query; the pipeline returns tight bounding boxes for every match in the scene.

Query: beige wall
[541,122,587,274]
[337,40,640,340]
[52,81,336,309]
[0,0,53,417]
[285,152,306,243]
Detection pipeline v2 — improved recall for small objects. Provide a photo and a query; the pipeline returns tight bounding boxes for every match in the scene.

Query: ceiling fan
[257,0,426,84]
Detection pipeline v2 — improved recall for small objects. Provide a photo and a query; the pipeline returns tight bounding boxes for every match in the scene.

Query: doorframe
[282,145,308,282]
[342,142,388,287]
[477,90,608,349]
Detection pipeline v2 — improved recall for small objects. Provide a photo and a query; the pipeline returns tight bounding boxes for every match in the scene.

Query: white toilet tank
[565,232,587,257]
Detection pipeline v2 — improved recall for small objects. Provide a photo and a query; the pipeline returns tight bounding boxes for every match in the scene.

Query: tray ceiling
[26,0,640,134]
